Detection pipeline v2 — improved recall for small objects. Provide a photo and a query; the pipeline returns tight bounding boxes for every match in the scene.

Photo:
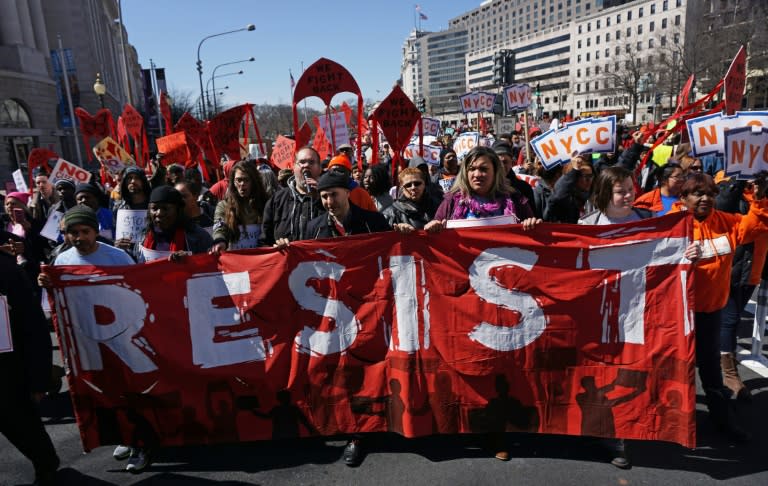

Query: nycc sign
[459,92,497,114]
[530,116,617,169]
[687,111,768,157]
[504,84,532,111]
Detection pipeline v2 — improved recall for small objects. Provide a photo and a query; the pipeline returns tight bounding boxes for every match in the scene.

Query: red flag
[312,121,332,160]
[724,45,747,115]
[155,132,191,167]
[26,148,58,190]
[159,91,172,134]
[270,135,296,170]
[296,121,312,148]
[340,102,353,126]
[119,104,148,166]
[74,108,116,160]
[674,75,695,115]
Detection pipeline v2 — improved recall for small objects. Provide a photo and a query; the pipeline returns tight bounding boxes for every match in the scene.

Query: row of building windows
[576,15,679,49]
[577,0,681,35]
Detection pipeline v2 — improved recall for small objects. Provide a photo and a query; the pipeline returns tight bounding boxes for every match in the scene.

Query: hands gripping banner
[48,214,696,452]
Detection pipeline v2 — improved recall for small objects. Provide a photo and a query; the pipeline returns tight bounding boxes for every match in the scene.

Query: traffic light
[535,83,541,97]
[418,98,426,113]
[503,51,515,85]
[493,50,507,86]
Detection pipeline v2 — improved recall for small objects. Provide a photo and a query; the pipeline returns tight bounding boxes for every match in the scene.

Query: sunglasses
[403,181,424,189]
[689,166,703,172]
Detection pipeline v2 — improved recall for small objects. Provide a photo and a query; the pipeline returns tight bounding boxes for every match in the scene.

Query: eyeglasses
[297,158,318,166]
[689,165,703,172]
[403,181,424,189]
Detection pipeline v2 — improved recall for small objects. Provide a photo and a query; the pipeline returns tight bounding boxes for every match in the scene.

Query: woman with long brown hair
[210,161,269,255]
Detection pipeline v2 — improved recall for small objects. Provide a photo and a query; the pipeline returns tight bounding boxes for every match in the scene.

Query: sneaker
[126,448,151,474]
[605,439,631,469]
[112,445,132,461]
[343,440,363,467]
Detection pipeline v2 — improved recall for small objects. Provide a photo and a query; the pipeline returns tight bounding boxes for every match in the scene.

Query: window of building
[674,14,680,25]
[638,24,643,34]
[597,19,601,28]
[596,50,600,59]
[607,16,611,26]
[674,32,680,44]
[626,27,631,37]
[576,100,581,108]
[650,21,655,31]
[577,68,582,77]
[676,0,682,7]
[661,35,667,46]
[639,7,644,18]
[637,41,642,50]
[663,0,668,10]
[596,35,600,44]
[594,81,599,90]
[595,66,600,74]
[577,54,582,62]
[578,25,582,34]
[586,52,590,61]
[649,38,654,48]
[625,44,631,53]
[615,45,620,55]
[651,4,656,14]
[588,22,591,32]
[615,61,620,71]
[578,40,582,48]
[617,13,621,23]
[662,18,667,28]
[586,67,591,76]
[616,30,621,39]
[544,97,550,103]
[577,84,581,93]
[587,38,591,46]
[0,99,32,128]
[627,11,632,20]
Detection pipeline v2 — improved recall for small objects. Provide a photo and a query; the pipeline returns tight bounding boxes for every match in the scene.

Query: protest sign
[0,296,11,354]
[140,247,172,262]
[156,132,191,166]
[40,210,64,242]
[404,144,441,165]
[459,92,497,113]
[687,111,768,157]
[371,86,422,167]
[115,209,147,242]
[504,84,532,111]
[12,169,27,193]
[92,136,135,175]
[453,132,480,160]
[420,117,441,137]
[531,116,617,169]
[270,136,296,170]
[48,213,697,451]
[49,158,92,185]
[317,111,350,149]
[724,126,768,179]
[228,224,261,250]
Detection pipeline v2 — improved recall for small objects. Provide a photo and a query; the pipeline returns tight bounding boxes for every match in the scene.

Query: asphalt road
[2,331,767,486]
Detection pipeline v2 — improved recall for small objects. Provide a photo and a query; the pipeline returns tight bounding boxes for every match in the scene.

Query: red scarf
[142,227,186,251]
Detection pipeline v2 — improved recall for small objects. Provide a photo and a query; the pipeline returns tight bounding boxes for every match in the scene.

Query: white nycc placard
[724,126,768,179]
[140,247,172,262]
[687,111,768,157]
[115,209,148,241]
[504,84,532,111]
[0,296,12,354]
[452,131,480,160]
[459,92,497,113]
[12,169,28,193]
[49,158,92,185]
[404,144,442,165]
[530,116,617,169]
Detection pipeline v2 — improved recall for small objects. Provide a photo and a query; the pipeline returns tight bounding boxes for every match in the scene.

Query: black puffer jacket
[716,179,757,287]
[382,196,439,230]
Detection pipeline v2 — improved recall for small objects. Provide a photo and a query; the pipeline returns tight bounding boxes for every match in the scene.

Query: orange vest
[633,188,663,212]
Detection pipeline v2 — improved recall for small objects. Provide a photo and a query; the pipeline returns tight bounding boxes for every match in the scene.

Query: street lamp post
[93,72,106,109]
[196,24,255,119]
[211,57,254,113]
[206,71,243,115]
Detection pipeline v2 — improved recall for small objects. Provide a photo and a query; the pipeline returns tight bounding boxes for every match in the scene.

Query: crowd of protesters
[1,121,766,483]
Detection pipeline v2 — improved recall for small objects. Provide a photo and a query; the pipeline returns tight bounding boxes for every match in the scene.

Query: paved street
[2,327,767,486]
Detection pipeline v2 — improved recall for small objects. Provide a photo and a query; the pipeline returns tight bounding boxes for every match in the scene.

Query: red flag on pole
[724,45,747,115]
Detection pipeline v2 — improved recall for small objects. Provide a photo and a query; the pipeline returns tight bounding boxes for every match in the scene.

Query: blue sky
[122,0,480,110]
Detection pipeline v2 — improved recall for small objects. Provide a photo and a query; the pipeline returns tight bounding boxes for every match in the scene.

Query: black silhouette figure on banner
[249,389,317,439]
[175,407,209,443]
[205,381,238,442]
[386,379,405,434]
[468,374,540,433]
[575,372,647,437]
[656,389,686,443]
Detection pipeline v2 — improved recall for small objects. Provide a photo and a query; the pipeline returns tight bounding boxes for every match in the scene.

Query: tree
[166,87,197,126]
[600,47,646,123]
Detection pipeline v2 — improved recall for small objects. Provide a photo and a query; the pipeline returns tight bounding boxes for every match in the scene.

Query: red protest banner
[371,86,422,168]
[74,108,116,160]
[270,135,296,169]
[208,104,250,162]
[119,104,148,166]
[724,45,747,115]
[312,121,332,160]
[292,58,364,163]
[27,148,58,188]
[156,132,191,166]
[49,214,696,452]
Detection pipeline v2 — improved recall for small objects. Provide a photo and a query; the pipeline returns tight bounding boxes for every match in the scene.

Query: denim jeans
[719,285,754,353]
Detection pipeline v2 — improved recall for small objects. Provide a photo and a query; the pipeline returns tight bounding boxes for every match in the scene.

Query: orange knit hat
[328,154,352,171]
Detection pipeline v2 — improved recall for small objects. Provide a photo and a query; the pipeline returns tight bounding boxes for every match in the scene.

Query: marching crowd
[1,126,766,483]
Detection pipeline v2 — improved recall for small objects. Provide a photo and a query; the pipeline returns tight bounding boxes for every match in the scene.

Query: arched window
[0,99,32,128]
